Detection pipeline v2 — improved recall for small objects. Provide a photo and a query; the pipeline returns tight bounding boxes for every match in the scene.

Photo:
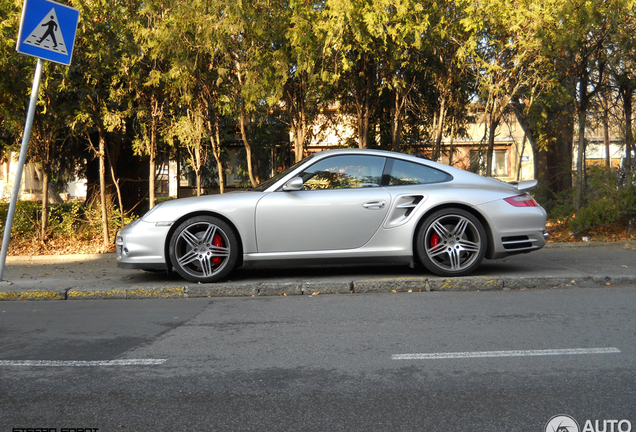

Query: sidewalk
[1,241,635,301]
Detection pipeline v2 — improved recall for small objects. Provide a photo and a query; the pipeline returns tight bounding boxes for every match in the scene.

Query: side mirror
[282,177,304,191]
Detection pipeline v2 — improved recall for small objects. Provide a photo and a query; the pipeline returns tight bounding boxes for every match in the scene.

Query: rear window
[385,159,452,185]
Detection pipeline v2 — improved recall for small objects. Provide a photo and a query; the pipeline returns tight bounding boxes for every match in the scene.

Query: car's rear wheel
[169,215,238,283]
[415,208,487,277]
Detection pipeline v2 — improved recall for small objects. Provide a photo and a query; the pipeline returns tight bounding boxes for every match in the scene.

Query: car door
[255,155,391,253]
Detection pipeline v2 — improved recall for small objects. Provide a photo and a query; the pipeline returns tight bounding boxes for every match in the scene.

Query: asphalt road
[1,285,635,431]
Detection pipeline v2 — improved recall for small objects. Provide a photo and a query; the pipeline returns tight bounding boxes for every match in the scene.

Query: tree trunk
[602,90,611,167]
[148,96,160,209]
[546,108,575,195]
[212,116,225,194]
[575,107,587,213]
[239,109,258,187]
[511,102,556,204]
[98,126,110,247]
[293,123,306,163]
[40,167,49,240]
[620,81,633,184]
[432,98,446,162]
[391,88,403,152]
[357,103,370,149]
[196,169,202,196]
[104,142,124,229]
[575,68,589,214]
[149,143,156,208]
[448,124,455,167]
[485,106,498,177]
[517,131,527,181]
[355,55,374,149]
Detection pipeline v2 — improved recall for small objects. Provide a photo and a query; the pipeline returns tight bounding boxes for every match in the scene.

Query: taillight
[504,194,538,207]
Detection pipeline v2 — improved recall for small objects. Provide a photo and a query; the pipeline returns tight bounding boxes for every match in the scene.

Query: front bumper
[116,219,171,270]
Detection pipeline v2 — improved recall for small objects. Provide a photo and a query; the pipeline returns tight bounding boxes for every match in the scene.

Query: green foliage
[544,187,575,222]
[573,167,636,232]
[548,166,636,234]
[0,200,136,243]
[0,201,41,236]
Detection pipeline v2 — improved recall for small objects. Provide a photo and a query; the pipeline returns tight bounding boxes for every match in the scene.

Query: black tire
[415,208,487,277]
[168,215,239,283]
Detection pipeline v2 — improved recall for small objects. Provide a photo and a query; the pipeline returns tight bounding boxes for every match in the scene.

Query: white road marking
[0,359,167,367]
[392,347,621,360]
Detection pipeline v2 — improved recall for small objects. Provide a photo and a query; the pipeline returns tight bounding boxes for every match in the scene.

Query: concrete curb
[1,241,634,301]
[2,274,636,301]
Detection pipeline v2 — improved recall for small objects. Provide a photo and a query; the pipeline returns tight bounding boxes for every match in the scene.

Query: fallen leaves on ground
[546,221,636,243]
[7,236,115,256]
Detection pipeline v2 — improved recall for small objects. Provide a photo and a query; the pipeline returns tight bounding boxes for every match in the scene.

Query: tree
[126,0,171,209]
[319,0,429,149]
[27,65,81,239]
[610,3,636,186]
[463,0,549,177]
[534,0,627,211]
[169,108,207,196]
[69,0,135,246]
[414,0,472,160]
[277,0,325,162]
[207,0,284,187]
[0,0,37,191]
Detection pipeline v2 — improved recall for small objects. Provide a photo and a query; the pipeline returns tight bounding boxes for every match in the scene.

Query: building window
[469,149,509,177]
[469,150,483,174]
[493,150,509,177]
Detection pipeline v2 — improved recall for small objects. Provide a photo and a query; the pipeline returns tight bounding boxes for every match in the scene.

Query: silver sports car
[116,149,548,283]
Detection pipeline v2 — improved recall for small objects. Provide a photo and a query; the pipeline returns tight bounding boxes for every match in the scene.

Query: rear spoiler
[508,179,538,192]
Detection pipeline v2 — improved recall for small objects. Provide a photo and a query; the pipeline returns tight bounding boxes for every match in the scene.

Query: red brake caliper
[430,233,440,248]
[213,234,224,266]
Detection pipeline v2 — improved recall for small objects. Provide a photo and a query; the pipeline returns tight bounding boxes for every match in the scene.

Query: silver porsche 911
[116,149,548,283]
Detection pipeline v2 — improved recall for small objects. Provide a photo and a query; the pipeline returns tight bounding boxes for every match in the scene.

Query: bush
[0,200,137,254]
[0,201,41,237]
[571,166,636,233]
[546,166,636,237]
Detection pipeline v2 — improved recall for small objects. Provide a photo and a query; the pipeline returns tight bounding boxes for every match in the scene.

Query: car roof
[307,148,512,190]
[310,148,459,174]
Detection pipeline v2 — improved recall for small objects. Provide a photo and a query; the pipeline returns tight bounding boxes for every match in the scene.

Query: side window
[300,155,386,190]
[386,159,452,185]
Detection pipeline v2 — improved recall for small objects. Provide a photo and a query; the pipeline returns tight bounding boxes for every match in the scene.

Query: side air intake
[384,195,425,228]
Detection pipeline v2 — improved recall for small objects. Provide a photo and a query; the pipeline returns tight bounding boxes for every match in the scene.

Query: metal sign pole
[0,58,45,281]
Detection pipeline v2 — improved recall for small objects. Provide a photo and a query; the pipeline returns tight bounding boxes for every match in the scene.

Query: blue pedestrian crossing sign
[16,0,79,66]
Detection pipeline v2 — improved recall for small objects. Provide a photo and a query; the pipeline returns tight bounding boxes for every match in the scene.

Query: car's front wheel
[169,215,239,283]
[415,208,487,277]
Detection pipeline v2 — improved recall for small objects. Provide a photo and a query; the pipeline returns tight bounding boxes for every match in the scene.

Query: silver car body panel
[116,148,547,271]
[255,187,392,252]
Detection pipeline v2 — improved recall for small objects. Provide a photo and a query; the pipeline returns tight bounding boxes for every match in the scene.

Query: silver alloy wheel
[416,209,486,276]
[169,216,238,283]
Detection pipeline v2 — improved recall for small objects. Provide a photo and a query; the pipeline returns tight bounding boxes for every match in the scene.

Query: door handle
[363,200,386,210]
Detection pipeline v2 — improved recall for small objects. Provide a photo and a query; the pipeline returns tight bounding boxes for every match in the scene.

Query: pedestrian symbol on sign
[22,8,67,55]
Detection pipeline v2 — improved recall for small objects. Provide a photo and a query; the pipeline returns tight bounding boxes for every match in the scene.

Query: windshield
[253,154,316,191]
